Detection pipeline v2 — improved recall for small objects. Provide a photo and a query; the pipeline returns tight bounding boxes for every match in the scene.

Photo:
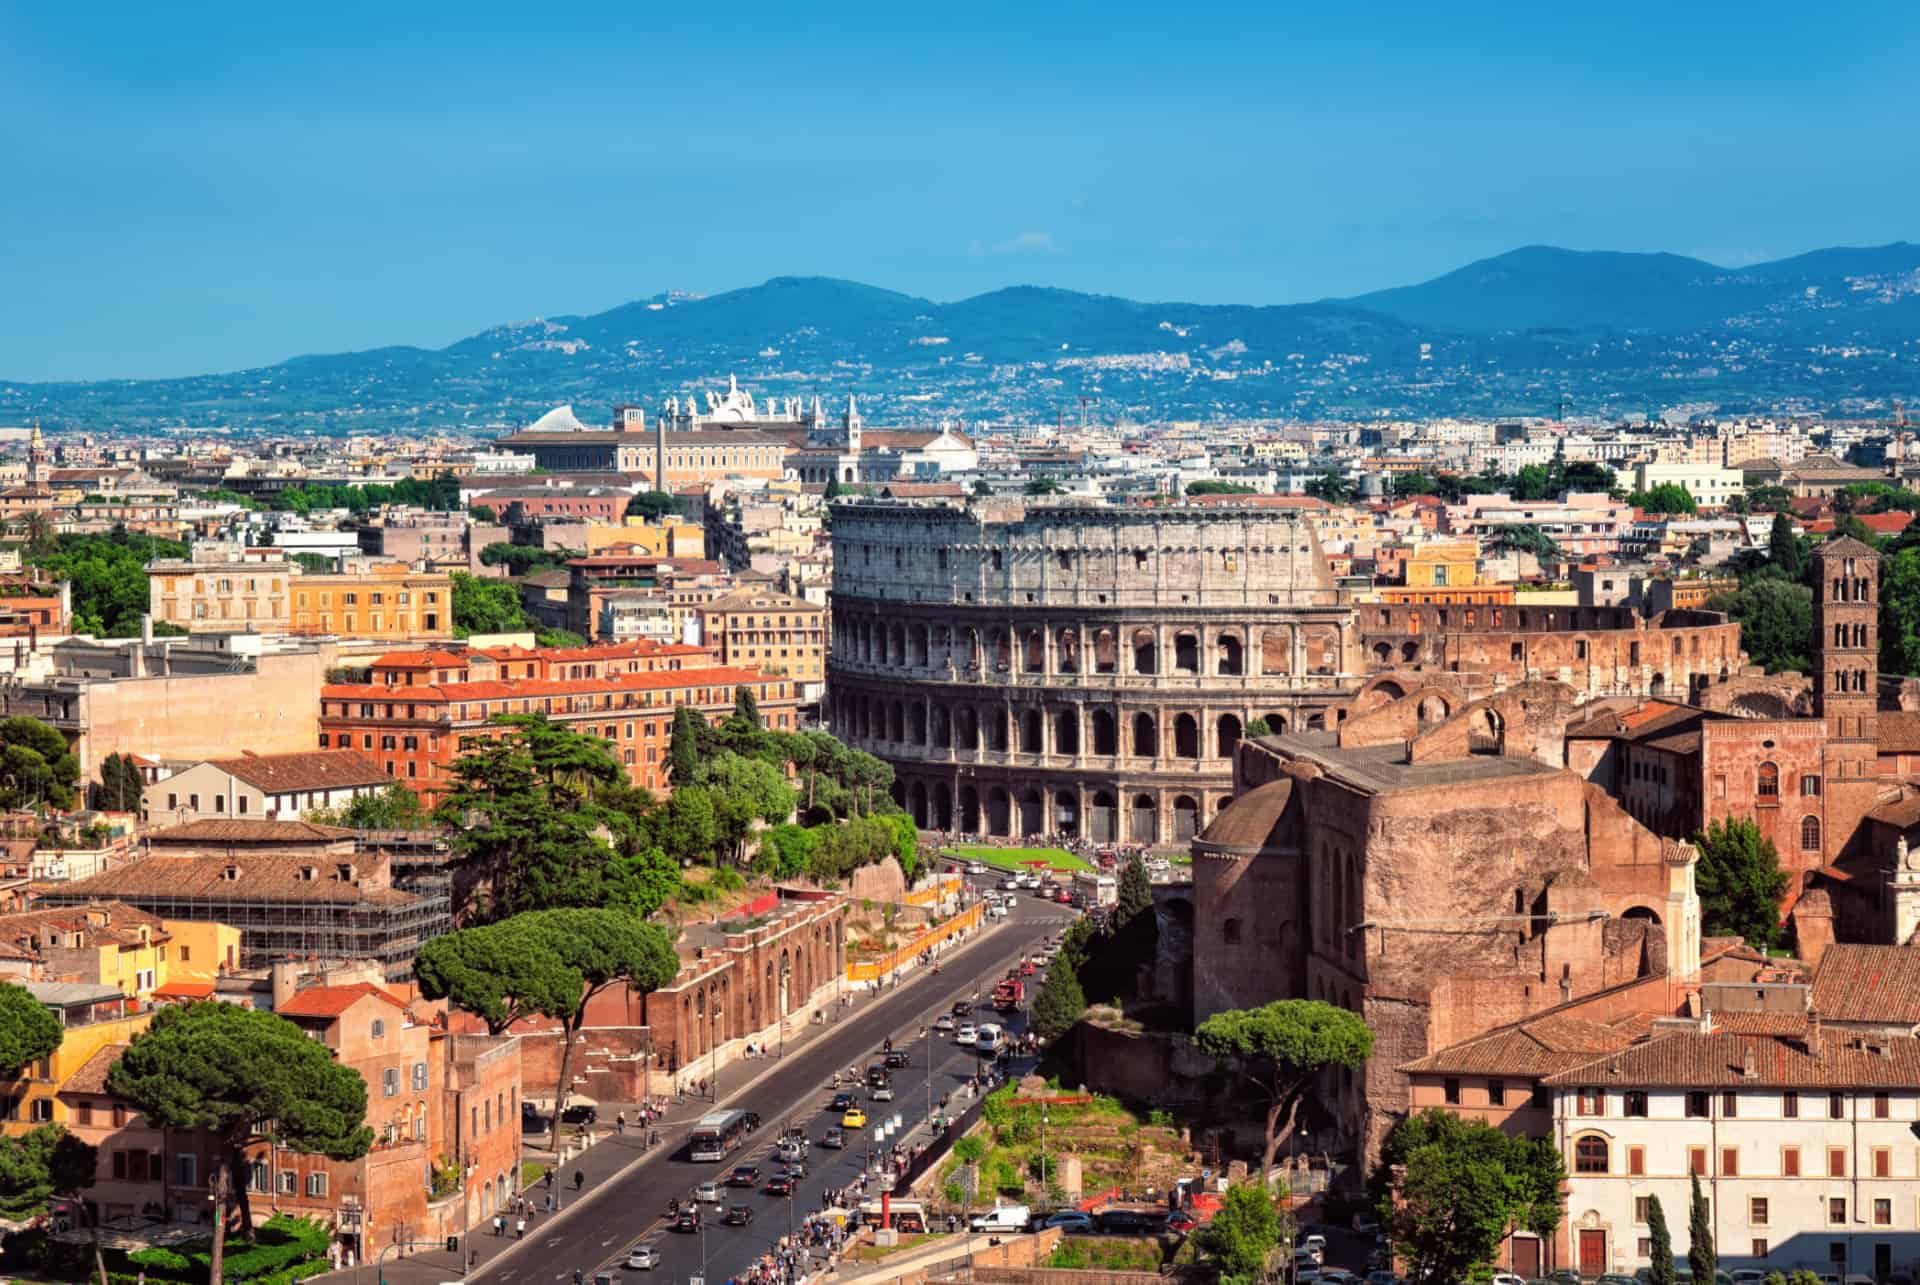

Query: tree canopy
[0,717,80,812]
[450,571,530,636]
[1195,999,1373,1181]
[1374,1110,1565,1285]
[1185,480,1256,496]
[1198,1183,1283,1279]
[0,982,62,1078]
[271,473,460,515]
[626,491,679,521]
[1689,817,1789,950]
[1029,957,1086,1042]
[91,751,145,812]
[1710,577,1812,674]
[25,530,188,637]
[1687,1173,1715,1283]
[1627,482,1699,515]
[309,783,428,831]
[109,1001,371,1282]
[1492,524,1562,561]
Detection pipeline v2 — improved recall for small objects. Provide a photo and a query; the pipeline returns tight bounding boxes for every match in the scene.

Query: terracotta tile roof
[0,902,169,952]
[1545,1029,1920,1088]
[1712,1011,1810,1036]
[371,650,469,670]
[1810,944,1920,1024]
[1401,1009,1639,1077]
[879,482,966,499]
[151,980,215,1000]
[1869,791,1920,830]
[47,854,418,906]
[322,664,782,705]
[278,981,407,1018]
[204,750,388,794]
[58,1043,127,1096]
[147,819,354,844]
[1879,713,1920,755]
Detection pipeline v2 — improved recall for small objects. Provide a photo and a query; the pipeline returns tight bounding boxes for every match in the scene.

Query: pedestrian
[494,1214,504,1237]
[616,1111,626,1135]
[573,1169,584,1192]
[545,1193,554,1214]
[516,1216,526,1239]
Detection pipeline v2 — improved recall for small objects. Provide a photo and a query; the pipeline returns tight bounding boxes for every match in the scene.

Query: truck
[1072,869,1118,908]
[991,977,1024,1011]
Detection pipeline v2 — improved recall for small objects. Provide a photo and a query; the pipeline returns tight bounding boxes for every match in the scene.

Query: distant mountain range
[8,243,1920,432]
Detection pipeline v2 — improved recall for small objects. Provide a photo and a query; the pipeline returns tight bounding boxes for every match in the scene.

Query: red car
[1166,1210,1199,1234]
[1055,890,1073,904]
[1020,960,1036,976]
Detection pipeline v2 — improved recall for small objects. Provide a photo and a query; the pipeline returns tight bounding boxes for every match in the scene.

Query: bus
[688,1109,751,1163]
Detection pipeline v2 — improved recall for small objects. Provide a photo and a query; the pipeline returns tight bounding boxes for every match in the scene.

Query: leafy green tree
[291,552,335,573]
[1116,855,1153,925]
[0,716,79,811]
[1376,1110,1566,1285]
[108,1002,372,1284]
[1564,461,1616,492]
[695,754,796,863]
[1881,545,1920,675]
[0,982,61,1080]
[469,505,498,523]
[534,628,588,648]
[415,909,678,1134]
[1687,1172,1715,1283]
[1195,1000,1374,1182]
[1304,472,1352,503]
[1244,717,1272,738]
[1628,483,1699,515]
[311,783,427,830]
[1689,817,1789,950]
[1493,524,1562,561]
[733,684,761,730]
[92,751,145,812]
[1511,463,1555,501]
[25,530,189,636]
[1198,1182,1282,1279]
[1648,1193,1675,1285]
[826,478,848,500]
[758,823,817,879]
[1832,514,1876,545]
[1712,577,1812,673]
[1029,959,1086,1041]
[649,784,719,865]
[1024,479,1066,496]
[625,491,679,521]
[477,543,571,577]
[433,715,625,919]
[46,1126,105,1285]
[1185,480,1256,496]
[450,571,531,636]
[669,706,704,785]
[1768,512,1803,578]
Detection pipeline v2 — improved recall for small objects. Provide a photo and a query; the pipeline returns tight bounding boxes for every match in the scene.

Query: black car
[726,1165,760,1187]
[560,1104,598,1125]
[1097,1209,1158,1234]
[724,1205,754,1227]
[866,1065,890,1086]
[765,1173,794,1197]
[829,1092,857,1111]
[951,1000,971,1017]
[883,1050,910,1069]
[743,1112,762,1132]
[673,1209,702,1233]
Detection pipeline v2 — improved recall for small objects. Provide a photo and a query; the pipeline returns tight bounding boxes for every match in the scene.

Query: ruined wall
[1192,850,1302,1021]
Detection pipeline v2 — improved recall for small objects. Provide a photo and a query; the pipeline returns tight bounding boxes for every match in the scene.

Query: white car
[693,1180,722,1204]
[1489,1275,1525,1285]
[934,1014,955,1032]
[625,1246,661,1270]
[956,1023,978,1043]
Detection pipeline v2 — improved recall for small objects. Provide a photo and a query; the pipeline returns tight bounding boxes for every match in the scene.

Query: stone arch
[1263,711,1290,733]
[988,707,1009,752]
[1022,630,1045,673]
[888,701,905,743]
[1400,640,1418,663]
[1090,709,1117,755]
[1730,692,1793,719]
[1132,712,1158,758]
[1173,630,1200,673]
[1055,627,1080,674]
[1260,628,1292,675]
[1217,633,1244,676]
[1173,713,1199,759]
[1130,793,1157,843]
[1093,628,1117,674]
[989,628,1011,673]
[1416,692,1453,725]
[1468,706,1505,755]
[1019,788,1044,838]
[985,786,1011,837]
[1649,673,1665,698]
[1054,790,1079,837]
[959,784,981,833]
[889,622,906,666]
[1020,708,1043,754]
[1053,708,1079,756]
[1620,904,1662,925]
[955,706,979,751]
[909,781,929,828]
[1217,713,1243,759]
[908,703,927,746]
[929,703,950,748]
[1132,629,1158,675]
[1372,641,1392,665]
[889,779,906,809]
[909,624,929,667]
[1090,791,1117,844]
[932,786,953,831]
[1172,795,1200,841]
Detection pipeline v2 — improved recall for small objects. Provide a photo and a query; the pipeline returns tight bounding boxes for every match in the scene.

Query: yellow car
[842,1107,867,1129]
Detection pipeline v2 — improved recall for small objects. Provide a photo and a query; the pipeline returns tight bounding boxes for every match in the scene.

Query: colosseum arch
[988,708,1009,752]
[1093,628,1117,674]
[888,702,904,743]
[1174,631,1201,673]
[1020,709,1043,754]
[909,781,928,827]
[989,629,1011,673]
[1262,711,1290,733]
[1090,791,1117,843]
[986,787,1011,836]
[909,625,929,667]
[932,787,953,830]
[1217,714,1243,759]
[1132,713,1158,758]
[929,704,949,748]
[1173,715,1200,759]
[1467,706,1505,755]
[1054,790,1079,837]
[1218,633,1244,676]
[1172,795,1200,841]
[1130,794,1157,843]
[1056,627,1080,673]
[907,704,927,745]
[1090,709,1117,755]
[1261,628,1292,675]
[955,706,979,751]
[1132,629,1158,675]
[1416,691,1453,726]
[889,780,906,809]
[1022,630,1045,673]
[889,622,905,665]
[1053,708,1079,755]
[1019,788,1043,837]
[1372,641,1392,665]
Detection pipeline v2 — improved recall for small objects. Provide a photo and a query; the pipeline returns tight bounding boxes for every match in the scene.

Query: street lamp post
[1040,1105,1049,1195]
[779,962,791,1059]
[709,1002,719,1103]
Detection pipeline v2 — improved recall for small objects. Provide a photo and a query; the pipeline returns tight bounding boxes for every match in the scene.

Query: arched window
[1801,815,1822,852]
[1574,1135,1610,1174]
[1757,762,1779,800]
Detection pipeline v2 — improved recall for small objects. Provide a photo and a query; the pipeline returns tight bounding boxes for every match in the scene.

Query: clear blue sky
[5,0,1918,381]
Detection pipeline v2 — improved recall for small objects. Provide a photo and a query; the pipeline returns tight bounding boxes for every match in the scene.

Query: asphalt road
[488,883,1074,1285]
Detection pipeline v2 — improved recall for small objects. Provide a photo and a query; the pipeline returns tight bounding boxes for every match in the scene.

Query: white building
[1547,1023,1920,1280]
[1633,461,1747,510]
[152,749,390,824]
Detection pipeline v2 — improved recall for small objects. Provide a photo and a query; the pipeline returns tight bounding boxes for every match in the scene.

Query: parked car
[1550,1273,1585,1285]
[969,1203,1031,1234]
[1490,1274,1525,1285]
[693,1180,722,1204]
[1097,1208,1157,1234]
[1055,889,1073,904]
[821,1126,846,1149]
[1296,1243,1325,1267]
[560,1103,599,1125]
[1042,1211,1093,1232]
[1294,1250,1323,1273]
[1165,1210,1198,1234]
[725,1205,755,1226]
[726,1165,760,1187]
[624,1246,661,1270]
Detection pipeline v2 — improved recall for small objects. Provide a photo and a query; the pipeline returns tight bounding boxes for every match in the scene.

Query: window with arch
[1756,762,1779,801]
[1801,815,1822,852]
[1574,1135,1610,1174]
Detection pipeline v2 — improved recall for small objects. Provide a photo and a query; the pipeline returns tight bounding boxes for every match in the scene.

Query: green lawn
[940,845,1094,873]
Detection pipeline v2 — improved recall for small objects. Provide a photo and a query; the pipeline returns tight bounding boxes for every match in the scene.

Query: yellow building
[1,987,152,1135]
[696,588,826,689]
[586,520,705,559]
[1403,540,1481,589]
[291,560,453,640]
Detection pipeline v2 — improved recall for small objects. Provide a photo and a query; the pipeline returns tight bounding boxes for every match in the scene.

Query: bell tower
[1811,536,1879,766]
[26,422,45,486]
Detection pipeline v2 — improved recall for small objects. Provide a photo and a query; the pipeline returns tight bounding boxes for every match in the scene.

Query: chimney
[270,960,300,1010]
[1741,1043,1757,1079]
[1809,1008,1823,1057]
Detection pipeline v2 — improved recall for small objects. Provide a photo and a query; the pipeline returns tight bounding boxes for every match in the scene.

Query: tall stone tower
[26,422,44,486]
[1812,536,1881,859]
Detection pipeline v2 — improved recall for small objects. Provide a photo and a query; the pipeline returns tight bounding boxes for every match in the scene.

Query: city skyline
[5,0,1919,381]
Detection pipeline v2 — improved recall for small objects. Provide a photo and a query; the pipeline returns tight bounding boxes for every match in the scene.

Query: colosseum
[828,497,1751,846]
[827,498,1362,843]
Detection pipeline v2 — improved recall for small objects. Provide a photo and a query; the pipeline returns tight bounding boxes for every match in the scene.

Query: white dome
[527,404,592,434]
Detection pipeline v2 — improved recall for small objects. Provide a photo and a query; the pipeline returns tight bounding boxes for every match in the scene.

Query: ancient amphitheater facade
[827,500,1361,844]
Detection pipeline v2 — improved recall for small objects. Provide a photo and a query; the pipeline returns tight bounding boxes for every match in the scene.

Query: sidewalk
[326,913,1029,1285]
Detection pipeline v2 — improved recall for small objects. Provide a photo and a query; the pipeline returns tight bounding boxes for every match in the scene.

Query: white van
[968,1202,1030,1233]
[975,1023,1005,1056]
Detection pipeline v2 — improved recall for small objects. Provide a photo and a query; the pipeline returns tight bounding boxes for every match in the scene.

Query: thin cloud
[969,231,1058,257]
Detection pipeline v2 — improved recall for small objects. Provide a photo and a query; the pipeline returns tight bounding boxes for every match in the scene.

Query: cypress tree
[1768,511,1802,578]
[1647,1193,1675,1285]
[734,684,761,729]
[669,706,701,785]
[1687,1173,1715,1284]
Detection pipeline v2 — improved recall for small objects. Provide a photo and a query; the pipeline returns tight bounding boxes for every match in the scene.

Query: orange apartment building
[148,555,453,641]
[320,644,800,801]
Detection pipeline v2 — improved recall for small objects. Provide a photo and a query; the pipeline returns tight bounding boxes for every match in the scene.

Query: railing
[847,904,983,982]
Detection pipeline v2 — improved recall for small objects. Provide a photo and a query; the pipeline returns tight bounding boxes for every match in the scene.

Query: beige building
[148,553,452,641]
[697,587,826,699]
[151,749,390,825]
[146,557,292,629]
